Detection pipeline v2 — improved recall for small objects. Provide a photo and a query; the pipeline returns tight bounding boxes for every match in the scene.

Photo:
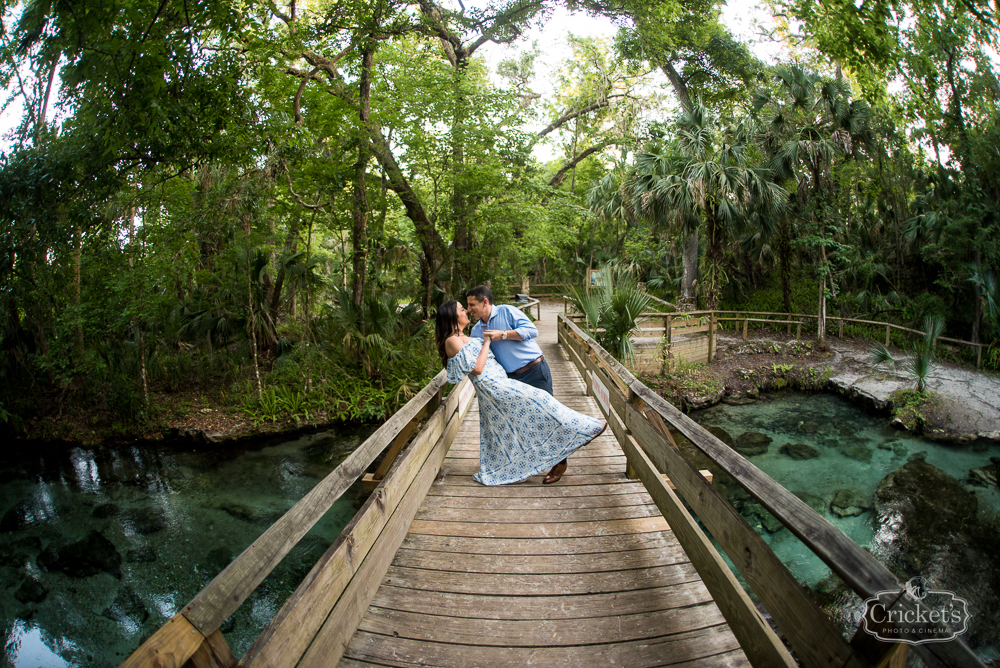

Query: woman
[436,300,607,486]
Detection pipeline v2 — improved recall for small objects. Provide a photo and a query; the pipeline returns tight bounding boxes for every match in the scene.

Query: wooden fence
[562,295,987,369]
[557,313,984,668]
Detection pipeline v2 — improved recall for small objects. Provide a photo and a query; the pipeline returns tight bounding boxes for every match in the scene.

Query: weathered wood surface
[183,371,449,635]
[340,302,749,667]
[560,312,985,668]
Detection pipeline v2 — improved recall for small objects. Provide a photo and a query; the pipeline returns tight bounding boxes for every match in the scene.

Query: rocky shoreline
[663,334,1000,444]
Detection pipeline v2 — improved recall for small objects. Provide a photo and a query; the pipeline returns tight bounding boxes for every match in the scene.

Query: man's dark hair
[466,285,493,304]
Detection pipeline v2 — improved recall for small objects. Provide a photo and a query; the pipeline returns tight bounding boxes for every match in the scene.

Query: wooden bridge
[122,302,984,668]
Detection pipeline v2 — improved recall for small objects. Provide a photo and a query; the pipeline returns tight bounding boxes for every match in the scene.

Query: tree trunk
[680,231,699,310]
[779,220,792,313]
[451,55,473,292]
[269,213,300,325]
[352,44,375,307]
[73,225,84,365]
[660,61,693,113]
[818,245,829,344]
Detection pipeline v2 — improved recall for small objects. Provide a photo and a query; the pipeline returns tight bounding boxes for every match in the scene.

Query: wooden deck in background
[340,303,750,667]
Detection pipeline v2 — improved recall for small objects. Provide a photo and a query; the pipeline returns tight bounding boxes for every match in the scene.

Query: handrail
[119,368,468,668]
[557,313,983,668]
[568,306,987,368]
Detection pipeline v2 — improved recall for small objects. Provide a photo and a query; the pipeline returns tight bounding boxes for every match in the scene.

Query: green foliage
[868,315,946,392]
[571,264,653,364]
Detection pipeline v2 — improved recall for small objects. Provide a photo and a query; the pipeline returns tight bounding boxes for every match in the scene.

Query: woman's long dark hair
[435,300,461,366]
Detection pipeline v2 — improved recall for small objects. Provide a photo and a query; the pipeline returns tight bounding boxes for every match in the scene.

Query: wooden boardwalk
[340,303,749,667]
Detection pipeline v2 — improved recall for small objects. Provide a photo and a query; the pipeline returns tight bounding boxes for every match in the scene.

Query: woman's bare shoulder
[444,335,470,358]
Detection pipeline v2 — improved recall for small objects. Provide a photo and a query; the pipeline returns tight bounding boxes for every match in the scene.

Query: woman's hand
[473,335,490,375]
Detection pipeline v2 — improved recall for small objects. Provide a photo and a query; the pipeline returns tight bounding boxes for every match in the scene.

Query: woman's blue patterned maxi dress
[446,338,606,485]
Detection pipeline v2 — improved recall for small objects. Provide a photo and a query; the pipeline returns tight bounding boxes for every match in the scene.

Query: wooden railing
[562,298,987,369]
[120,375,474,668]
[119,300,543,668]
[558,313,984,668]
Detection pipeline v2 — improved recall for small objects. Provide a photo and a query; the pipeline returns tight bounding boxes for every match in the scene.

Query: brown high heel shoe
[543,461,568,484]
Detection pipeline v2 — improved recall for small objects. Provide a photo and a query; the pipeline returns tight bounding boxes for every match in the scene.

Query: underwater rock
[102,585,149,625]
[0,500,52,532]
[800,421,820,434]
[843,445,873,463]
[0,536,41,567]
[968,460,999,490]
[907,450,927,462]
[722,395,758,406]
[830,489,871,517]
[125,547,157,563]
[37,530,122,579]
[704,426,736,449]
[14,578,48,604]
[872,460,1000,647]
[91,503,120,519]
[199,547,234,580]
[735,432,772,456]
[793,491,827,514]
[893,445,909,458]
[121,508,168,535]
[780,443,820,460]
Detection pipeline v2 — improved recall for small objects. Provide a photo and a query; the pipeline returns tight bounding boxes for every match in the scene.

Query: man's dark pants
[508,360,565,466]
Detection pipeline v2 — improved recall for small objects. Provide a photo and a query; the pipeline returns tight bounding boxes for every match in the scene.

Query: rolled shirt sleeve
[505,305,538,341]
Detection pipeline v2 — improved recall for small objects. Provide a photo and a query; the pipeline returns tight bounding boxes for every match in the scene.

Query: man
[466,285,568,483]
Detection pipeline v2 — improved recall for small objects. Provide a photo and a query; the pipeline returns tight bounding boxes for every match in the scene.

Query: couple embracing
[435,285,607,486]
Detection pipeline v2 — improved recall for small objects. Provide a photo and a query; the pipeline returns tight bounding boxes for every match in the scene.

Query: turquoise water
[0,426,374,667]
[690,392,1000,660]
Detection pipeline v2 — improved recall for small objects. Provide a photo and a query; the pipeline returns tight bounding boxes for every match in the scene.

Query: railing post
[886,324,891,347]
[743,317,748,341]
[708,312,716,363]
[796,320,802,339]
[977,343,982,369]
[666,315,672,347]
[839,318,844,338]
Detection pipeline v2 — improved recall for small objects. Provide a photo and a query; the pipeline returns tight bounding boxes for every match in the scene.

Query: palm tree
[753,65,872,341]
[869,315,945,393]
[632,104,786,310]
[571,264,652,365]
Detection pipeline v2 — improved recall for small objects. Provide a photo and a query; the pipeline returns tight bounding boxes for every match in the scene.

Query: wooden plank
[419,490,652,510]
[119,613,206,668]
[407,515,670,538]
[240,399,456,668]
[628,384,984,668]
[377,562,701,596]
[368,581,712,620]
[398,531,677,556]
[414,503,663,524]
[186,630,236,668]
[295,409,461,668]
[433,472,632,487]
[440,460,625,476]
[344,624,743,667]
[182,371,449,634]
[391,545,689,574]
[627,403,859,667]
[619,431,796,668]
[357,603,728,646]
[425,481,646,498]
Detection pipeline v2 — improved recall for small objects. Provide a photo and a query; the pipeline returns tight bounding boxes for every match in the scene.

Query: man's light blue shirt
[470,304,543,373]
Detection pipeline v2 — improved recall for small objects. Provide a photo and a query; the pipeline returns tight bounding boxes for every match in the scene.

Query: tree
[631,104,786,310]
[752,65,872,341]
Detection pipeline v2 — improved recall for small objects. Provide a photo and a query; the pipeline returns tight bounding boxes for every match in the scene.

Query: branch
[547,143,610,188]
[294,67,319,124]
[286,172,332,210]
[537,98,615,137]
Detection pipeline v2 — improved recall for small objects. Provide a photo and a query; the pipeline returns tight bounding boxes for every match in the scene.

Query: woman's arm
[472,336,491,375]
